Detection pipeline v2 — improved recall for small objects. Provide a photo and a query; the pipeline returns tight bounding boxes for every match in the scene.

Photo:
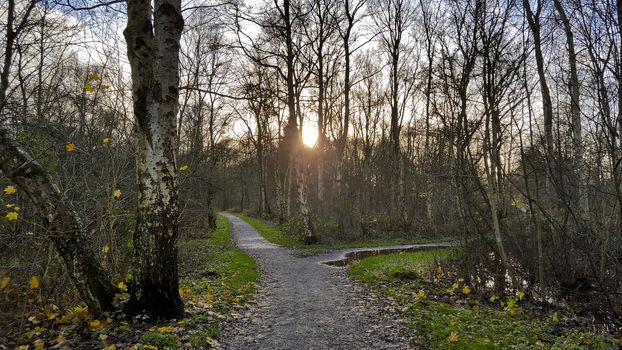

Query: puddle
[322,244,453,267]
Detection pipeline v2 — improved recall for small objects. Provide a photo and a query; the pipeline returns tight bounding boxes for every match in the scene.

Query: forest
[0,0,621,348]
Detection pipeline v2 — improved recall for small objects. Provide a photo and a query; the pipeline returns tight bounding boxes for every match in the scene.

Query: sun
[302,124,318,148]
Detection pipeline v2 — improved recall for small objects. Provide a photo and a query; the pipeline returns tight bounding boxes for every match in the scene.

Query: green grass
[348,251,620,350]
[175,214,259,347]
[235,213,450,255]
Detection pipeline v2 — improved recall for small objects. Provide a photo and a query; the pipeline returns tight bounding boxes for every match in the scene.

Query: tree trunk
[553,0,586,214]
[0,130,116,316]
[124,0,185,319]
[523,0,553,156]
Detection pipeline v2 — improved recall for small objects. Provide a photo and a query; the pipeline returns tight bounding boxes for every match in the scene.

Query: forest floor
[216,213,443,349]
[220,214,622,350]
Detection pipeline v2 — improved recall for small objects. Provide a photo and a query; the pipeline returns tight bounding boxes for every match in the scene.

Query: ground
[216,213,425,349]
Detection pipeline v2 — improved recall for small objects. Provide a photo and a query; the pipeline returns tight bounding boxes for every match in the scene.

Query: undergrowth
[348,250,621,350]
[2,214,258,349]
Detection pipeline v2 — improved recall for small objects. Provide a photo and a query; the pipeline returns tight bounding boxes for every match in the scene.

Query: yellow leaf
[103,345,116,350]
[66,143,76,152]
[5,212,18,221]
[155,326,174,333]
[1,276,10,289]
[490,295,499,303]
[179,165,189,171]
[462,285,471,295]
[117,281,127,292]
[16,345,29,350]
[103,137,110,144]
[84,83,95,93]
[14,207,20,211]
[4,185,16,195]
[101,245,110,254]
[33,339,45,349]
[89,319,102,331]
[207,294,216,303]
[54,335,66,344]
[101,84,110,90]
[417,289,426,298]
[113,189,121,199]
[6,203,14,208]
[89,72,100,81]
[551,312,559,322]
[447,330,460,342]
[436,265,443,275]
[29,276,40,289]
[518,291,525,301]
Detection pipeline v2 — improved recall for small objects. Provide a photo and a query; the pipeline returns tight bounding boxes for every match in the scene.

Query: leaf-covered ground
[2,214,258,349]
[348,251,621,350]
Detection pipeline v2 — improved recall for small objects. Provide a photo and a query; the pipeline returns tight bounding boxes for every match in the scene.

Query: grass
[235,213,450,255]
[175,214,259,347]
[347,251,620,350]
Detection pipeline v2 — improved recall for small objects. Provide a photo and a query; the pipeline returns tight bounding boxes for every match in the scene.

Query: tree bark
[124,0,185,319]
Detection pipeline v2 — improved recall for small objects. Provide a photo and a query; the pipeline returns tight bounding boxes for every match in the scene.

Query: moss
[140,332,181,349]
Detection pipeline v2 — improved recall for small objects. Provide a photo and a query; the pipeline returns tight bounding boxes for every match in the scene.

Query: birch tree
[123,0,185,319]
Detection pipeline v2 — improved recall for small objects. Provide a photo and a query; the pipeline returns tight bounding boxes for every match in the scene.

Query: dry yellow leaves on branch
[462,285,471,295]
[84,83,94,93]
[103,137,110,144]
[101,245,110,254]
[447,330,460,342]
[4,185,16,195]
[88,72,100,81]
[66,143,76,152]
[113,189,121,199]
[29,276,40,289]
[117,281,127,292]
[5,212,18,221]
[1,276,10,289]
[179,165,189,171]
[417,289,426,298]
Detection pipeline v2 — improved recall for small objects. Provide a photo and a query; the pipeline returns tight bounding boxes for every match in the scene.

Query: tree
[123,0,185,319]
[0,0,117,316]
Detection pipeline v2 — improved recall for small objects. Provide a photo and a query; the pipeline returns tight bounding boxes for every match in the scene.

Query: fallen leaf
[4,185,16,195]
[462,285,471,295]
[179,165,189,171]
[113,189,121,199]
[448,330,460,342]
[66,143,76,152]
[6,212,18,221]
[89,319,102,331]
[88,72,100,81]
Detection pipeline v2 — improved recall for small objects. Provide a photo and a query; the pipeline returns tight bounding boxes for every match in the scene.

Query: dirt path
[217,214,419,349]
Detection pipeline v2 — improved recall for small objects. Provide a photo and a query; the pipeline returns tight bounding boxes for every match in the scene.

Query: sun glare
[302,125,318,148]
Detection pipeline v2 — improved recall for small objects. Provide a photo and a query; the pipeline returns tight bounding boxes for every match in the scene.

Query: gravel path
[217,213,418,350]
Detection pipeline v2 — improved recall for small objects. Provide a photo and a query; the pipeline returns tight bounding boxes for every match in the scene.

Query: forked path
[218,213,418,350]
